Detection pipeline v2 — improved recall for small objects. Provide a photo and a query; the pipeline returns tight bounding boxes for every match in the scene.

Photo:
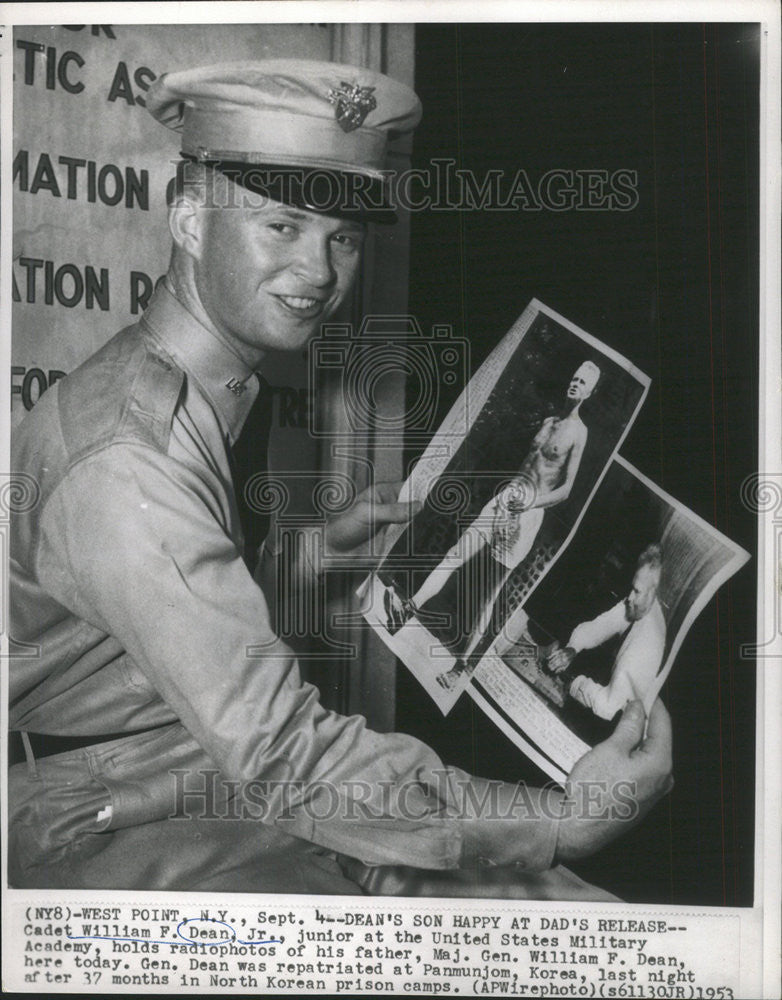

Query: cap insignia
[328,81,377,133]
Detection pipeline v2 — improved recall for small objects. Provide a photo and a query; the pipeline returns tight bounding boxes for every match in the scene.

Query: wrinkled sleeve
[37,444,563,872]
[571,617,664,720]
[568,601,627,653]
[569,671,634,721]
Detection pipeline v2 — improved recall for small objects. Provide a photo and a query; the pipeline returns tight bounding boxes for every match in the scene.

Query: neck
[166,258,214,337]
[166,255,266,371]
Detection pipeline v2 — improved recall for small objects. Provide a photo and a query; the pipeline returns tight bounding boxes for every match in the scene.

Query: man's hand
[547,643,576,673]
[324,481,421,558]
[554,699,673,862]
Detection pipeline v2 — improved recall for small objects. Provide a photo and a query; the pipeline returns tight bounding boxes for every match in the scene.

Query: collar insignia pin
[225,377,246,396]
[327,81,377,133]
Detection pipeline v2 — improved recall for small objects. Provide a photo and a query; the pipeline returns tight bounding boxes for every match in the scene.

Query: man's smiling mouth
[274,294,324,317]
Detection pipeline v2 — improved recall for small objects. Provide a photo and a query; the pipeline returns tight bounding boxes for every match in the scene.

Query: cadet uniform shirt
[9,283,562,881]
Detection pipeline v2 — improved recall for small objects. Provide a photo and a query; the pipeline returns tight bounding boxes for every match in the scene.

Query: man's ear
[168,194,204,261]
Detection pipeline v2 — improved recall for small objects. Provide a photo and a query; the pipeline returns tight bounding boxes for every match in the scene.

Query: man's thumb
[608,699,646,753]
[376,501,420,524]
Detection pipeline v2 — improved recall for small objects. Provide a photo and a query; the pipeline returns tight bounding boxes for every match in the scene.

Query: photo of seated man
[548,543,667,719]
[476,457,748,776]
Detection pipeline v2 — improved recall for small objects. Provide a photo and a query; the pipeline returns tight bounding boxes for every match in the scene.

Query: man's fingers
[360,482,422,521]
[550,647,575,672]
[372,501,421,524]
[368,481,404,504]
[635,698,673,768]
[644,697,672,745]
[605,699,646,754]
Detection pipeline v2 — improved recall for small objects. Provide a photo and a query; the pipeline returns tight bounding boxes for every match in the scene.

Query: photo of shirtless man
[385,360,601,686]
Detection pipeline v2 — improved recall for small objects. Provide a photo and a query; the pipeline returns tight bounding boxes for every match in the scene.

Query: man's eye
[331,231,363,250]
[268,222,297,235]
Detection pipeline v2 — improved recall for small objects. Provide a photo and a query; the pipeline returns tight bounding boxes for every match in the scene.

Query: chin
[260,321,320,352]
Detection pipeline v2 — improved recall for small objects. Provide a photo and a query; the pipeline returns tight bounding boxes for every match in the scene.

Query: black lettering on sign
[107,61,157,107]
[15,40,85,93]
[11,366,67,410]
[13,150,149,209]
[130,271,166,314]
[59,155,87,198]
[58,50,84,93]
[16,39,43,85]
[63,26,116,39]
[54,263,85,307]
[272,386,314,429]
[133,66,157,108]
[13,258,109,310]
[98,164,123,206]
[30,153,60,196]
[124,167,149,208]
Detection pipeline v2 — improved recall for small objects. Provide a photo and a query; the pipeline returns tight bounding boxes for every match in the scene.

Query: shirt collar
[140,282,261,442]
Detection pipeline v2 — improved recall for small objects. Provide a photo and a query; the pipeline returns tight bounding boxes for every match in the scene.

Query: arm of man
[548,601,627,674]
[569,670,636,720]
[255,481,418,621]
[570,606,665,719]
[38,445,563,871]
[569,600,628,653]
[39,447,671,873]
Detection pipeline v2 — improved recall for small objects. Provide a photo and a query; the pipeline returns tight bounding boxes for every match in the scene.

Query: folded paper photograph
[470,457,749,780]
[363,300,650,711]
[362,304,748,780]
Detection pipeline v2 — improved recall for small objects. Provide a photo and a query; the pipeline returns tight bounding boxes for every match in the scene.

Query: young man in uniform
[8,60,672,896]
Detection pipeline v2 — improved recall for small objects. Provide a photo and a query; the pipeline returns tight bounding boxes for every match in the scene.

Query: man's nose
[292,235,336,288]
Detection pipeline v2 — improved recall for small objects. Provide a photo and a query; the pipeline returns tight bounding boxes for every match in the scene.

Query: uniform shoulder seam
[57,327,185,469]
